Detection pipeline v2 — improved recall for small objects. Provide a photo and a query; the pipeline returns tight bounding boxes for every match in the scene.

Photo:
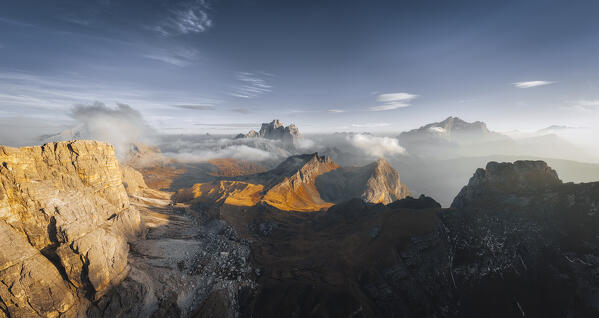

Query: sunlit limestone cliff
[0,141,142,317]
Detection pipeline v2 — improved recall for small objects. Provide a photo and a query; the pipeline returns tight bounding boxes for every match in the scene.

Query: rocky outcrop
[316,158,410,204]
[451,160,561,208]
[120,164,172,203]
[260,153,339,211]
[235,119,302,146]
[174,153,339,211]
[441,160,599,317]
[0,141,142,317]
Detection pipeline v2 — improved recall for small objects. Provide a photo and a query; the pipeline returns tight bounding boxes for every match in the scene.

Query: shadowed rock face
[441,160,599,317]
[0,141,142,317]
[316,158,410,204]
[452,160,561,208]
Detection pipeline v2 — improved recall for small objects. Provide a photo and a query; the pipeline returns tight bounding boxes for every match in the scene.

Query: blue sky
[1,0,599,134]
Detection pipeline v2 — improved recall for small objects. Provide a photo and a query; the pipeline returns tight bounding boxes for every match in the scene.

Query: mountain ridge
[174,153,410,211]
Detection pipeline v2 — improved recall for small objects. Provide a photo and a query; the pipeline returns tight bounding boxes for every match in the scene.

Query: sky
[1,0,599,135]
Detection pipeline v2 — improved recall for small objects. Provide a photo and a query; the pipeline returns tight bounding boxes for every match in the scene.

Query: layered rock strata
[0,141,142,317]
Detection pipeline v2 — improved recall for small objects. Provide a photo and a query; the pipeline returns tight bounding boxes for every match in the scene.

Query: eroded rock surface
[0,140,142,317]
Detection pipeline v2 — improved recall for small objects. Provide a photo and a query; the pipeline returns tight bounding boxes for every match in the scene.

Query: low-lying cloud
[158,134,292,164]
[347,134,406,157]
[67,102,156,157]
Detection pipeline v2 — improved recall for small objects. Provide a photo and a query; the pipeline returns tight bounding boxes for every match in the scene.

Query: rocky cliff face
[0,141,142,317]
[174,153,340,211]
[451,160,562,208]
[441,160,599,317]
[260,153,339,211]
[316,158,410,204]
[235,119,302,146]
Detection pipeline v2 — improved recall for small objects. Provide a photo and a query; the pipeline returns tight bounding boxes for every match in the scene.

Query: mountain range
[2,115,599,317]
[173,153,409,211]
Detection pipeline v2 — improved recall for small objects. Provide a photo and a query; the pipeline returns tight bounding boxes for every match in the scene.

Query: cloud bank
[347,134,406,157]
[67,102,156,157]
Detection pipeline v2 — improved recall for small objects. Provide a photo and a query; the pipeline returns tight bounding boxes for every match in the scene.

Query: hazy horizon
[1,0,598,141]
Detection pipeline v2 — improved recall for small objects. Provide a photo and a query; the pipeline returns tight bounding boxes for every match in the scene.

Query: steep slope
[439,161,599,317]
[316,158,410,204]
[218,196,448,317]
[174,154,410,212]
[0,141,142,317]
[259,153,339,211]
[174,153,340,211]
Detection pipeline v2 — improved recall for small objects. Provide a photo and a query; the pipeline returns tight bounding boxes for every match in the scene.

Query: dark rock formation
[451,160,561,208]
[228,160,599,317]
[442,160,599,317]
[316,158,410,204]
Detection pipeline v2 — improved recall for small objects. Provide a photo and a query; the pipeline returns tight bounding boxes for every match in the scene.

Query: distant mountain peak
[236,119,302,146]
[398,116,507,150]
[402,117,491,137]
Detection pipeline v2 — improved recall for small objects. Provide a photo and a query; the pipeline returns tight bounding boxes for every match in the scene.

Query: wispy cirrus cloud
[152,0,212,36]
[328,109,345,113]
[172,104,214,111]
[513,80,554,88]
[230,72,273,99]
[0,71,218,119]
[143,47,201,66]
[369,92,418,111]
